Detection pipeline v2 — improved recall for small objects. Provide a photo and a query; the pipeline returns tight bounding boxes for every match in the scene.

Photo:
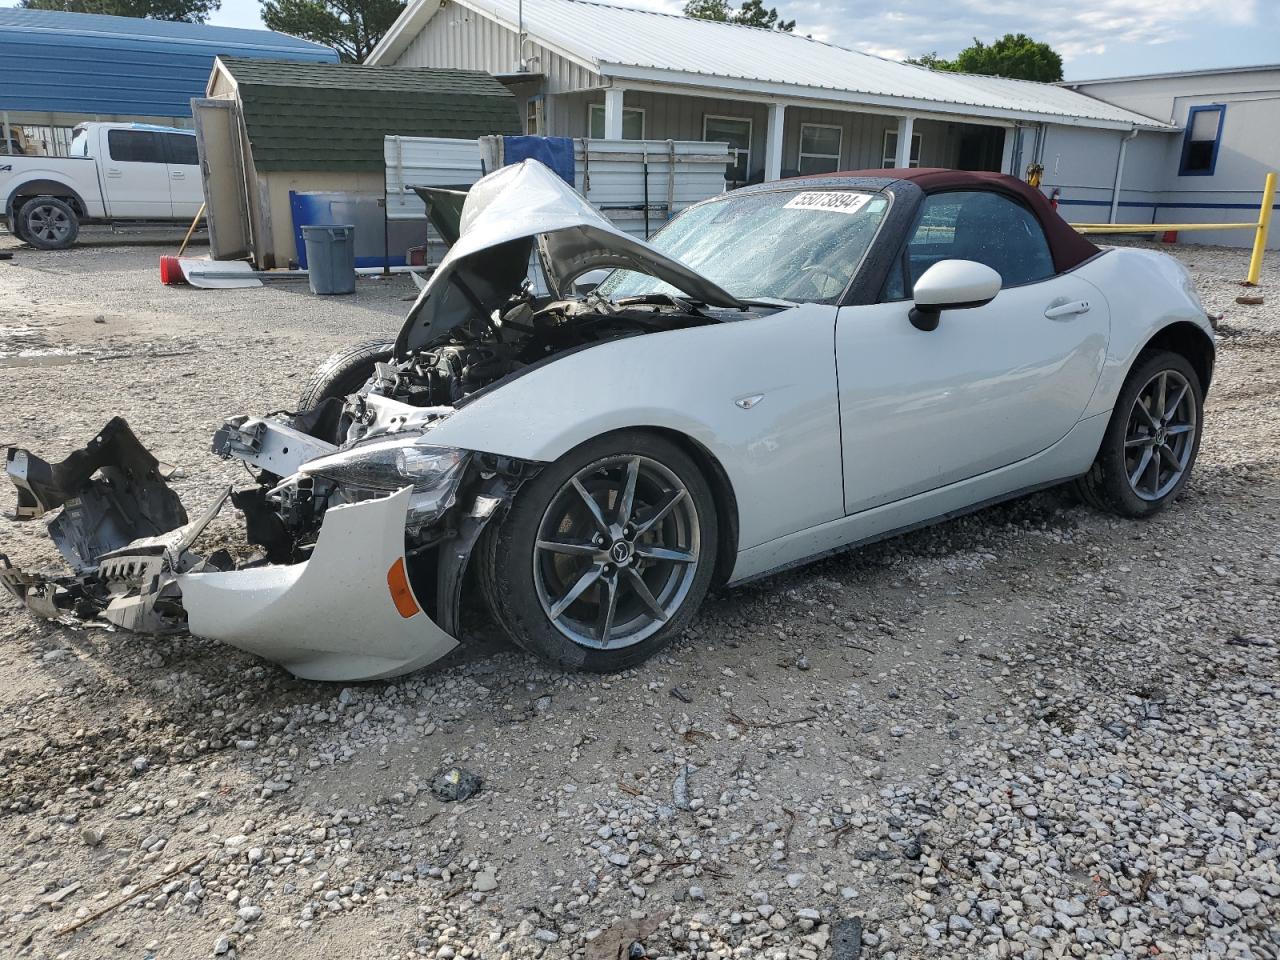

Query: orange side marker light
[387,558,420,618]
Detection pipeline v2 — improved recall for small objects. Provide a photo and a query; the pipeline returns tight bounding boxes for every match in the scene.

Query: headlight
[300,441,469,526]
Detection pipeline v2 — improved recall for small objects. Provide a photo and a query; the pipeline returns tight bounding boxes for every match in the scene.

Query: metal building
[1052,65,1280,248]
[366,0,1171,186]
[0,8,337,155]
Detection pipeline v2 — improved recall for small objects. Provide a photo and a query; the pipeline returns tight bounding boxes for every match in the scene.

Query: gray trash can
[302,224,356,295]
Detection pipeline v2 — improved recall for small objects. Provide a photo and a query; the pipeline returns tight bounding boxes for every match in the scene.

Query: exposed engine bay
[218,292,719,559]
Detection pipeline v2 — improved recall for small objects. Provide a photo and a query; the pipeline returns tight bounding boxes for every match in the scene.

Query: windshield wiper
[736,296,799,309]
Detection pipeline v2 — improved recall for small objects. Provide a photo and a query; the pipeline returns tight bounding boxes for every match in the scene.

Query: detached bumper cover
[3,423,464,682]
[180,488,457,681]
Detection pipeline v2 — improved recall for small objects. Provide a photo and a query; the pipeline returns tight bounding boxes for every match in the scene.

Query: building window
[1179,104,1225,176]
[588,104,645,139]
[703,115,752,184]
[526,96,543,136]
[798,123,842,175]
[882,129,922,168]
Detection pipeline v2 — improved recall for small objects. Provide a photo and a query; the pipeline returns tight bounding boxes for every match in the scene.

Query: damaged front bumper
[1,419,511,681]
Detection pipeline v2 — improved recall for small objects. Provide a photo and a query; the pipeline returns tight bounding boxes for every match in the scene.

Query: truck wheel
[19,196,79,250]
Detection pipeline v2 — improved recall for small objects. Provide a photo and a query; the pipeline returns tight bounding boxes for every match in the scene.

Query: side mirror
[909,259,1002,331]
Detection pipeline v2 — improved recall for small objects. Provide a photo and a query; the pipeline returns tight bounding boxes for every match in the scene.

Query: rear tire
[479,431,718,673]
[18,196,78,250]
[1075,349,1203,518]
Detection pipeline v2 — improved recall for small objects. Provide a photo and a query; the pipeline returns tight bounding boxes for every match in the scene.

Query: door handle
[106,169,122,178]
[171,171,185,179]
[1044,299,1090,320]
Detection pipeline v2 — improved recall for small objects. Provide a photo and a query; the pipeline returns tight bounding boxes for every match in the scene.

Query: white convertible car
[2,161,1213,680]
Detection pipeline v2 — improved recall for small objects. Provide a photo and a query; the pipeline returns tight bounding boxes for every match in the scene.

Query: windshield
[598,188,889,303]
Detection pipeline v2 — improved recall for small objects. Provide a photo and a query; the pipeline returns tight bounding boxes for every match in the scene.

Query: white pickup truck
[1,122,204,250]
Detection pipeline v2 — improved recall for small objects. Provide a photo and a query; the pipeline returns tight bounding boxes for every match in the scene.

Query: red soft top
[825,167,1100,273]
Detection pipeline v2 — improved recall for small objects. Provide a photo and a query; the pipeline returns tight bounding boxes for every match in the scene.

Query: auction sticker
[784,191,873,214]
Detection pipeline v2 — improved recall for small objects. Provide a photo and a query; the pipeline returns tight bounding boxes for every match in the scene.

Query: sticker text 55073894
[783,191,873,215]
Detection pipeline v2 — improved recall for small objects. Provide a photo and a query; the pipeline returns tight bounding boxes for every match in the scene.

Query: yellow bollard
[1247,171,1276,286]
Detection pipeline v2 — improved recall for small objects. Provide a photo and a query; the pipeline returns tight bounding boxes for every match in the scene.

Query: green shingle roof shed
[214,56,521,172]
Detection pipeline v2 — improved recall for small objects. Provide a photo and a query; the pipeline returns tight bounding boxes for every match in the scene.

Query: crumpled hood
[396,159,742,353]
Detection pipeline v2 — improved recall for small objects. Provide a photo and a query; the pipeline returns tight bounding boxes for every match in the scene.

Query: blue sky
[20,0,1274,80]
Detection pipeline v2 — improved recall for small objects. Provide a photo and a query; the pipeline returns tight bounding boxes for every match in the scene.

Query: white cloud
[824,0,1258,63]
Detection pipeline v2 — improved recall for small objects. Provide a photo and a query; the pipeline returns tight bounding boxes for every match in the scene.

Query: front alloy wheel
[480,431,718,672]
[534,455,701,649]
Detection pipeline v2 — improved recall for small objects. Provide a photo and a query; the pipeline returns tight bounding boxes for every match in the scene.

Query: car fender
[419,304,847,551]
[1073,247,1215,420]
[4,172,94,219]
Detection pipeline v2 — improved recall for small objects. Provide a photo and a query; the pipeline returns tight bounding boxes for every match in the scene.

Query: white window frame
[882,129,922,168]
[797,122,842,175]
[703,114,752,183]
[526,96,543,136]
[588,103,646,140]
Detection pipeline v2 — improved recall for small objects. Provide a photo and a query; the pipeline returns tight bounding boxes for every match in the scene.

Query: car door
[102,129,171,218]
[836,189,1110,515]
[162,132,203,219]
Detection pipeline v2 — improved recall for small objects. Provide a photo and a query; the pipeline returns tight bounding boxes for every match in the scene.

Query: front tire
[479,431,718,672]
[296,338,395,442]
[1075,349,1203,517]
[18,196,78,250]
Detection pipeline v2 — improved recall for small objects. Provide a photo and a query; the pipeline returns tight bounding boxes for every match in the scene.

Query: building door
[957,128,1005,172]
[192,99,250,260]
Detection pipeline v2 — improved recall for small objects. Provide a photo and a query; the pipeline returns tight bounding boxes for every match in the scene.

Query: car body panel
[179,487,457,682]
[731,410,1109,583]
[417,303,847,551]
[1074,247,1215,419]
[836,270,1110,514]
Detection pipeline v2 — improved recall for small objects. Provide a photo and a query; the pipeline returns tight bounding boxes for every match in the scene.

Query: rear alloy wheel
[1123,368,1198,502]
[19,196,78,250]
[1075,349,1203,517]
[480,432,718,672]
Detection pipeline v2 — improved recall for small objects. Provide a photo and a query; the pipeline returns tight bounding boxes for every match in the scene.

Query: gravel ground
[0,229,1277,960]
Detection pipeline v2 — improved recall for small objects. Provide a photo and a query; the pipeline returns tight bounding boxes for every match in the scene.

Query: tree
[260,0,406,63]
[904,51,955,70]
[684,0,794,32]
[19,0,218,22]
[907,33,1063,83]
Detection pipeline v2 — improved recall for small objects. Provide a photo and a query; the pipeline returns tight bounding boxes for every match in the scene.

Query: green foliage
[908,33,1063,83]
[904,51,956,71]
[684,0,794,32]
[260,0,406,62]
[18,0,219,23]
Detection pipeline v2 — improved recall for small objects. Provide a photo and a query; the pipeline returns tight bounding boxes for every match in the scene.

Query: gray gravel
[0,230,1277,960]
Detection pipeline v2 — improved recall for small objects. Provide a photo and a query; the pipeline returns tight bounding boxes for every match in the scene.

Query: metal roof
[216,57,521,171]
[1065,63,1280,86]
[0,8,337,119]
[371,0,1174,131]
